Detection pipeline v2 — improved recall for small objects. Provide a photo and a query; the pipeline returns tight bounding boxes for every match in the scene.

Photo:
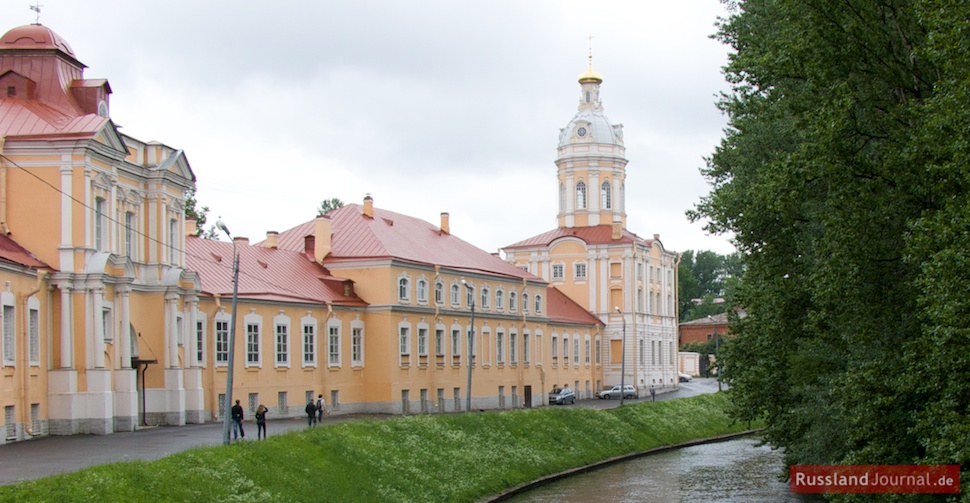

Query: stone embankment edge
[480,428,765,502]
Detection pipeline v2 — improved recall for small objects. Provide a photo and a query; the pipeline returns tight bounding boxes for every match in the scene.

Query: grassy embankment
[0,393,757,502]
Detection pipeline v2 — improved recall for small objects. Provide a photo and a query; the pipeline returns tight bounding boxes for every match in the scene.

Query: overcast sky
[4,1,736,256]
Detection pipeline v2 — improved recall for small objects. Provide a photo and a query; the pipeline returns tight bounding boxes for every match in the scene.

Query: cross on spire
[586,33,595,65]
[29,2,43,24]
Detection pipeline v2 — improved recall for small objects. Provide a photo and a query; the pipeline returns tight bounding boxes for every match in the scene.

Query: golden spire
[578,34,603,83]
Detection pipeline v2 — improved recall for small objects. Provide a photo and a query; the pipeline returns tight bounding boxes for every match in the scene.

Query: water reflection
[505,437,822,502]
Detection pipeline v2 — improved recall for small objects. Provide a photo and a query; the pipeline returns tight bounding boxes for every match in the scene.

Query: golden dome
[578,63,603,84]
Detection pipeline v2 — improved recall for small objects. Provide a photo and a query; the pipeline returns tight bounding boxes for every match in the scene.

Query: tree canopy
[317,197,344,217]
[678,250,743,321]
[693,0,970,489]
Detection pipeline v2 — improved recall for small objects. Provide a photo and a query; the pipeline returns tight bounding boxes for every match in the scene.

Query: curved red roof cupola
[0,24,77,58]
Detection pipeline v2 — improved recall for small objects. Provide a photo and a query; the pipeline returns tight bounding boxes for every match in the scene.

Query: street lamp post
[217,219,240,445]
[709,315,721,392]
[462,279,475,412]
[615,306,626,406]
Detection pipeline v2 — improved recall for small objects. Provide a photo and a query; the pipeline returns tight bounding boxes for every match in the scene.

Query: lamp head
[614,306,621,314]
[215,217,231,237]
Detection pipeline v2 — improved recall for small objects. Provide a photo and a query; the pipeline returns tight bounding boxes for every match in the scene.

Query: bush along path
[0,393,757,503]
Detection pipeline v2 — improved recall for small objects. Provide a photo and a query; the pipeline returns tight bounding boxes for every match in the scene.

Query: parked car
[548,387,576,405]
[598,384,638,399]
[678,372,693,382]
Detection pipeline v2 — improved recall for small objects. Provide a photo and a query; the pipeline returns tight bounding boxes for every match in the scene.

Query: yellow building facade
[0,23,606,440]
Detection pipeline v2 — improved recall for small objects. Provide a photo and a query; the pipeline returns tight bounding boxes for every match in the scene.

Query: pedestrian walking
[650,384,656,402]
[231,399,245,440]
[305,398,317,427]
[316,394,328,423]
[255,404,268,439]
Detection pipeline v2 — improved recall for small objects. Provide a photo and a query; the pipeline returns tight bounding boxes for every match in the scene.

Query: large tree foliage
[317,197,344,217]
[184,187,217,238]
[678,250,744,321]
[694,0,970,493]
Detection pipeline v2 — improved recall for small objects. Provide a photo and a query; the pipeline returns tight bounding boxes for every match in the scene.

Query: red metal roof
[0,24,77,58]
[274,204,538,281]
[0,233,49,270]
[503,225,653,250]
[0,97,106,138]
[546,287,603,327]
[186,236,367,307]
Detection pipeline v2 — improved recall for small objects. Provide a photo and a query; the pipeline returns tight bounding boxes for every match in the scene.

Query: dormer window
[6,86,15,97]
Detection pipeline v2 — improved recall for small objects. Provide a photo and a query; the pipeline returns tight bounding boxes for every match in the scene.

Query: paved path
[0,379,721,486]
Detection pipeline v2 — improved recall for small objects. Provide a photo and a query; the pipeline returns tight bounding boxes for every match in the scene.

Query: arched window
[398,277,410,302]
[559,183,566,213]
[535,294,542,314]
[522,292,530,313]
[480,286,490,309]
[576,181,587,209]
[601,181,612,209]
[416,279,428,303]
[435,281,444,305]
[509,291,517,312]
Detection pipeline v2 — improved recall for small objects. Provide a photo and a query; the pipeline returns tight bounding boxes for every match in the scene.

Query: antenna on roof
[29,2,43,24]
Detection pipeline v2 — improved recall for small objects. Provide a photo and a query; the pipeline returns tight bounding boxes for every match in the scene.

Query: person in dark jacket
[231,399,245,440]
[305,399,317,428]
[255,404,268,439]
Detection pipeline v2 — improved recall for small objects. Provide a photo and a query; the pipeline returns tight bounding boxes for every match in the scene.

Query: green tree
[691,0,970,484]
[184,187,217,238]
[317,197,344,217]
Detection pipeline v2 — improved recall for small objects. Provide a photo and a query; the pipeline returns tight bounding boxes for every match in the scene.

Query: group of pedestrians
[228,399,272,442]
[305,394,329,427]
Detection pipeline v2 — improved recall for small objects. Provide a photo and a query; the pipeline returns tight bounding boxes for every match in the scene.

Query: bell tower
[555,54,628,230]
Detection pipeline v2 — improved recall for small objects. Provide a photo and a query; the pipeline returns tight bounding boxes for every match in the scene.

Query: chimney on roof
[233,236,249,246]
[653,233,660,241]
[185,217,197,237]
[313,215,332,264]
[264,231,279,249]
[363,194,374,218]
[612,216,622,240]
[440,212,450,235]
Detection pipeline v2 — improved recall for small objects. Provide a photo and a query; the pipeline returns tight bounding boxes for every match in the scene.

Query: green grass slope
[0,393,755,502]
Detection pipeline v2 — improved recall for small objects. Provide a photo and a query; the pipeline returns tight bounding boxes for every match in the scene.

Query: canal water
[505,436,823,502]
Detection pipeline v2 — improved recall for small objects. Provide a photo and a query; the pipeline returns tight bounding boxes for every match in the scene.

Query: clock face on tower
[577,126,587,137]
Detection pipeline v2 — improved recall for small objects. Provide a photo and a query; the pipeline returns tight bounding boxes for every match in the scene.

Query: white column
[93,287,105,368]
[166,293,179,367]
[119,287,131,368]
[59,284,73,368]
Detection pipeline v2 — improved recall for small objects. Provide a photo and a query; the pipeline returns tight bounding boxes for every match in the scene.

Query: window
[417,278,428,304]
[595,336,601,365]
[495,289,504,311]
[246,322,261,366]
[510,331,518,365]
[584,336,591,364]
[351,324,364,366]
[328,321,341,366]
[562,336,569,364]
[398,276,410,302]
[435,327,444,356]
[466,284,474,308]
[576,181,587,209]
[451,284,460,307]
[522,292,529,314]
[559,183,566,213]
[574,262,587,280]
[275,321,289,367]
[509,291,517,313]
[417,326,428,356]
[573,337,580,365]
[215,318,229,365]
[601,181,612,209]
[480,286,490,310]
[399,326,410,356]
[95,197,106,251]
[523,331,530,365]
[169,218,178,265]
[195,317,205,366]
[124,211,135,258]
[496,330,504,364]
[535,294,542,314]
[2,295,14,366]
[28,302,39,366]
[551,335,558,360]
[435,281,443,305]
[302,318,316,366]
[552,264,564,280]
[451,327,461,363]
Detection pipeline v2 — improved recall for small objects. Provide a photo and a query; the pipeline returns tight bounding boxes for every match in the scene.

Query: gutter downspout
[0,136,9,235]
[22,270,50,437]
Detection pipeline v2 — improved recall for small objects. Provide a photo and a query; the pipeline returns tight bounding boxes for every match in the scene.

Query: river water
[505,436,823,502]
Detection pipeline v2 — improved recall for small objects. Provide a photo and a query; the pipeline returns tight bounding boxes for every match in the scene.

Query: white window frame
[2,293,14,366]
[194,311,207,367]
[576,180,587,209]
[523,330,530,365]
[573,335,580,365]
[480,286,490,310]
[574,262,588,280]
[601,180,612,209]
[417,323,429,357]
[584,335,591,365]
[509,291,517,313]
[510,330,518,365]
[552,264,564,281]
[28,298,40,366]
[398,274,411,303]
[244,312,262,368]
[214,314,230,366]
[551,334,559,360]
[399,321,412,365]
[434,280,444,305]
[451,325,462,365]
[417,277,428,305]
[95,197,106,251]
[435,324,445,357]
[351,320,365,367]
[450,283,460,307]
[124,211,135,259]
[535,294,542,314]
[274,313,291,368]
[302,314,317,367]
[495,289,504,312]
[522,292,529,314]
[327,319,342,367]
[496,329,504,365]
